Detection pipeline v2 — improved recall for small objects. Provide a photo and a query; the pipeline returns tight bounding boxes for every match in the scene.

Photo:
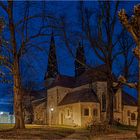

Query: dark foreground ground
[0,124,75,139]
[0,124,138,140]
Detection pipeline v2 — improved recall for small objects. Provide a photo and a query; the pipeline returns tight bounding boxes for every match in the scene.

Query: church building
[32,33,138,127]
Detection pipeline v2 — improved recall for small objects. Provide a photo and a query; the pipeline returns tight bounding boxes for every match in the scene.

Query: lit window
[131,113,136,120]
[93,109,98,116]
[84,108,89,116]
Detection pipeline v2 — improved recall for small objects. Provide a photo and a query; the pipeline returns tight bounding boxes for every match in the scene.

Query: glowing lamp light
[0,112,3,115]
[50,108,54,112]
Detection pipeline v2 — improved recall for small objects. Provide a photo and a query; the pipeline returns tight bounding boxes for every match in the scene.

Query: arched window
[131,113,136,120]
[102,94,106,112]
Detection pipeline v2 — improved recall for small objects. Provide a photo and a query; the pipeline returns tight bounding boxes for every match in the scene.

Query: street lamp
[50,108,54,112]
[0,112,3,115]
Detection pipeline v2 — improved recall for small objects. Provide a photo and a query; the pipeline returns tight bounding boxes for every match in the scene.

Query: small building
[0,103,15,124]
[58,89,100,126]
[0,111,15,124]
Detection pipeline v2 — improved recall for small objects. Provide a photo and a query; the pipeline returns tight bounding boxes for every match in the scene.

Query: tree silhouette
[118,4,140,138]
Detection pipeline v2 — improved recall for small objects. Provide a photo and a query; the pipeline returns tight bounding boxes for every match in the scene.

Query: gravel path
[62,129,90,140]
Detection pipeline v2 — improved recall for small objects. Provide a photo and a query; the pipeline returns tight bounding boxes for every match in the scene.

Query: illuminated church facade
[32,33,138,127]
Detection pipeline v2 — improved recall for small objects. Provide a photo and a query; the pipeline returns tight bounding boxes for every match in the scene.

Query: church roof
[48,74,76,89]
[23,88,47,101]
[122,91,137,106]
[58,88,99,106]
[76,65,108,86]
[47,64,117,89]
[32,97,47,106]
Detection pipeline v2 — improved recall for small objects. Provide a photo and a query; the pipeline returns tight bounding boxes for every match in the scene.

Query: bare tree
[78,1,123,124]
[117,31,136,81]
[118,4,140,138]
[0,1,55,129]
[59,1,125,124]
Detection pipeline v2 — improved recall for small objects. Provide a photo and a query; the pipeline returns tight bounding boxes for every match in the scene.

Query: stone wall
[58,102,100,127]
[58,103,81,126]
[81,102,100,127]
[33,102,46,124]
[47,86,72,125]
[122,105,137,126]
[96,82,107,121]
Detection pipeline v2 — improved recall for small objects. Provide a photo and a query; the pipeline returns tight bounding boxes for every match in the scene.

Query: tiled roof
[122,91,137,106]
[48,74,76,89]
[76,66,108,86]
[32,97,47,106]
[58,88,99,106]
[23,89,47,101]
[47,64,117,89]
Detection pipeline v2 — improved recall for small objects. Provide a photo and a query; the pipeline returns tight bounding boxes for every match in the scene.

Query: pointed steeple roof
[44,32,58,80]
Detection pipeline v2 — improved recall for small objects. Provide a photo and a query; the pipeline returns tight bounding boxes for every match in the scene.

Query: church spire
[75,42,86,77]
[45,32,58,79]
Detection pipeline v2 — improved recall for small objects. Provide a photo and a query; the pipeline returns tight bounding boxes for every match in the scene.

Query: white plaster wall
[81,102,100,127]
[122,105,137,126]
[47,86,72,125]
[58,103,81,126]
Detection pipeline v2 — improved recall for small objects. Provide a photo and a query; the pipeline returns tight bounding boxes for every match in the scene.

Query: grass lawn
[0,124,136,139]
[113,124,136,131]
[0,124,14,130]
[0,124,75,139]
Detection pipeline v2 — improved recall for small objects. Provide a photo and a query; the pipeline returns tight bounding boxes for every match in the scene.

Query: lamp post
[118,4,140,138]
[0,112,3,115]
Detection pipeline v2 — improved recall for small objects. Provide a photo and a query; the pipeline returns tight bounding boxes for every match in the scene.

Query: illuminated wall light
[50,108,54,112]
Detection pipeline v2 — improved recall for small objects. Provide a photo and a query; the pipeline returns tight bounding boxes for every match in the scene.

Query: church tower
[45,32,58,79]
[75,42,86,77]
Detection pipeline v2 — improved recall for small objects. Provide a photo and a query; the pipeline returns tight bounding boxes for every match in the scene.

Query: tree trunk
[7,1,25,129]
[136,42,140,139]
[107,78,114,124]
[13,58,25,129]
[106,60,114,124]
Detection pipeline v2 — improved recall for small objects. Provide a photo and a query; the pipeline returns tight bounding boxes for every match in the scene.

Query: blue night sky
[0,1,139,112]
